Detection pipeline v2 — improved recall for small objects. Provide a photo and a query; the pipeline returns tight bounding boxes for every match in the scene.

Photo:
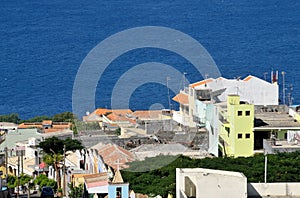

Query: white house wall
[207,104,219,157]
[194,77,278,106]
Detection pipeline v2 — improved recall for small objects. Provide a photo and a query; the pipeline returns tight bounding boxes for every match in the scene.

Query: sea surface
[0,0,299,119]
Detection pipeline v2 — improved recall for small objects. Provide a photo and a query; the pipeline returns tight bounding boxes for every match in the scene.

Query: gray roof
[131,143,188,152]
[0,128,42,151]
[254,112,300,129]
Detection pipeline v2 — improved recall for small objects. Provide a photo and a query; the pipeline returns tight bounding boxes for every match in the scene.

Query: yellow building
[219,95,254,157]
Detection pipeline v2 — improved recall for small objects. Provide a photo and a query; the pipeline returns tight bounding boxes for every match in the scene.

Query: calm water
[0,0,299,119]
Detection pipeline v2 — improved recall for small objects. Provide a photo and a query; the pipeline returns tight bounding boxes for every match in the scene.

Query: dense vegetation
[7,174,33,189]
[34,174,57,191]
[0,112,76,123]
[7,174,56,192]
[69,183,84,198]
[74,120,101,131]
[38,136,84,155]
[122,152,300,197]
[0,113,21,124]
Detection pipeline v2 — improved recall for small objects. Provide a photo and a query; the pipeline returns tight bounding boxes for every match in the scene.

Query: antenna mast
[288,84,293,106]
[166,77,171,110]
[183,72,187,90]
[282,71,286,105]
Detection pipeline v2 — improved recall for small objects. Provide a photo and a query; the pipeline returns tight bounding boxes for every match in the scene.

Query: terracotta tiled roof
[106,113,127,122]
[83,173,109,188]
[94,108,111,116]
[94,109,132,116]
[172,92,189,105]
[52,123,71,129]
[18,123,42,129]
[92,143,135,170]
[44,128,69,133]
[131,110,162,120]
[111,109,132,114]
[243,75,253,81]
[42,120,52,125]
[190,79,213,88]
[105,110,136,124]
[18,121,71,130]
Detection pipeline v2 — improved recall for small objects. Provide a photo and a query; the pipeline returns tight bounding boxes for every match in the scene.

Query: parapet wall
[248,183,300,197]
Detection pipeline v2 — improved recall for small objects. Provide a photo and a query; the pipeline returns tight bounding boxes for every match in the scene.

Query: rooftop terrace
[254,112,300,129]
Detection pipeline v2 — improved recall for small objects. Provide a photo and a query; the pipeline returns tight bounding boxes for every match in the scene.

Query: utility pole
[288,84,293,106]
[4,147,8,184]
[282,71,286,105]
[264,155,268,183]
[17,152,20,198]
[63,145,66,197]
[21,149,24,175]
[166,77,171,110]
[263,72,268,81]
[27,181,30,198]
[183,72,187,90]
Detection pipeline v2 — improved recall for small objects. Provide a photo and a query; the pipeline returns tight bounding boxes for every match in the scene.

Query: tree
[34,174,57,191]
[7,175,17,189]
[0,113,21,123]
[22,115,52,123]
[38,137,84,189]
[69,183,83,198]
[52,112,77,122]
[7,174,34,195]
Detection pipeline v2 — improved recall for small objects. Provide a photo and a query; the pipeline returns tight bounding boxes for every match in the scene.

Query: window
[246,133,250,138]
[186,106,189,114]
[238,133,242,139]
[245,111,250,116]
[225,127,230,133]
[237,111,243,116]
[225,127,230,137]
[180,104,183,110]
[116,187,122,198]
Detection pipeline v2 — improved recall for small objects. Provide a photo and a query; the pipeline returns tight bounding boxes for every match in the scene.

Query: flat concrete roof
[270,140,300,149]
[254,112,300,129]
[178,168,246,178]
[0,128,42,151]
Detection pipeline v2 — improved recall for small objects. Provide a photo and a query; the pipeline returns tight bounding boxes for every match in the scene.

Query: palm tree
[43,151,64,189]
[38,137,84,190]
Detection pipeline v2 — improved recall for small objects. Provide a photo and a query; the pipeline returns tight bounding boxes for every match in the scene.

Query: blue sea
[0,0,299,119]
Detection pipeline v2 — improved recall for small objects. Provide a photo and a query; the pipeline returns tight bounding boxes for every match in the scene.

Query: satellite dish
[210,88,227,98]
[210,88,227,103]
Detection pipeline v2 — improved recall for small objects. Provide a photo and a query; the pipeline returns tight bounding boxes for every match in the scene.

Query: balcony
[173,111,190,126]
[193,115,206,127]
[219,113,229,124]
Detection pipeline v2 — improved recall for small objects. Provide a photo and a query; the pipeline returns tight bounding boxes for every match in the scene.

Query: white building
[176,168,300,197]
[176,168,247,198]
[172,75,278,128]
[191,75,278,106]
